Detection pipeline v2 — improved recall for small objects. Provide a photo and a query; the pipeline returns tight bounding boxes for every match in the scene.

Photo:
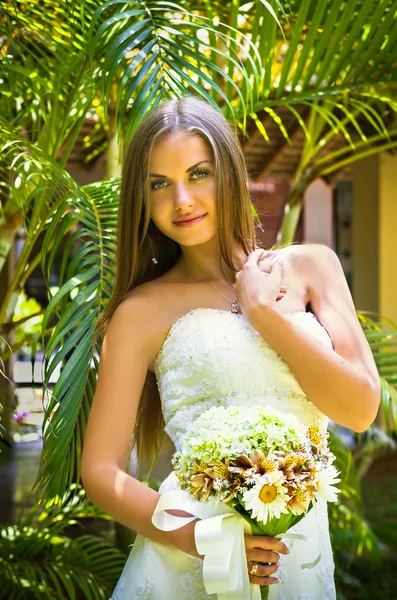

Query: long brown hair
[92,94,268,472]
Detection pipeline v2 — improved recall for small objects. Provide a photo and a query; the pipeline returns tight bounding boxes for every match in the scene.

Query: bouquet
[172,405,340,599]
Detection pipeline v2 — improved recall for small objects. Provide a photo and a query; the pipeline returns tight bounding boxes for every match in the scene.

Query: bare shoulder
[278,242,337,266]
[115,280,177,368]
[281,243,340,282]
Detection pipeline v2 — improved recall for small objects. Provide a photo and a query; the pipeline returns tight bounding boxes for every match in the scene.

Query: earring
[152,257,158,264]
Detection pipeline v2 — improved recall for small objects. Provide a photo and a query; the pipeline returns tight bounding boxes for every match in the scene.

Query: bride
[81,95,380,599]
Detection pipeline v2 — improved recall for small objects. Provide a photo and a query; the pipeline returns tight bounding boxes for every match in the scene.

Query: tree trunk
[0,244,17,523]
[278,187,305,246]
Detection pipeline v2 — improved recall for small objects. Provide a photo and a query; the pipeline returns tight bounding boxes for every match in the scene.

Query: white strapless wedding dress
[109,308,337,600]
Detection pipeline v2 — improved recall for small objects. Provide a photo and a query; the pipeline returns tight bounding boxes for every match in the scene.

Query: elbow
[81,461,123,503]
[351,418,376,434]
[350,379,381,433]
[81,468,94,501]
[81,459,100,501]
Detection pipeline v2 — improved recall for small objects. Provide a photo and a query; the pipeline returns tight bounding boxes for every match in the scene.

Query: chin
[157,223,217,246]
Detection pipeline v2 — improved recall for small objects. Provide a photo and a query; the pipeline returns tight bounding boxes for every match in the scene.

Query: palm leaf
[87,0,266,140]
[0,485,126,600]
[358,311,397,435]
[245,0,397,150]
[0,1,102,161]
[328,429,382,561]
[31,178,119,504]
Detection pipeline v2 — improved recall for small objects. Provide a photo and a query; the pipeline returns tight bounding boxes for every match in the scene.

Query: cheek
[149,195,169,220]
[149,202,173,236]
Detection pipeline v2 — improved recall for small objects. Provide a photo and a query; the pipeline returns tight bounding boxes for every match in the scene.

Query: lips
[173,213,207,228]
[173,213,207,223]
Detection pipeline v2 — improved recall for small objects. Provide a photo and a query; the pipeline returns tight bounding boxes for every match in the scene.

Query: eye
[150,168,210,191]
[192,167,210,179]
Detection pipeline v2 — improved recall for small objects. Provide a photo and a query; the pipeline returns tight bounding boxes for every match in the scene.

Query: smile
[173,214,207,228]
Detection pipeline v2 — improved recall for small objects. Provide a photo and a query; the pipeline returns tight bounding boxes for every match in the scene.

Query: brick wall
[249,178,303,247]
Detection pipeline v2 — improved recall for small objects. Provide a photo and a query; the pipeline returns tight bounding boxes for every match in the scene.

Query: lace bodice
[154,308,334,451]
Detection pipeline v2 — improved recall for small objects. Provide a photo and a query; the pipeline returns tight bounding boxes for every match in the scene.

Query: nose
[173,182,195,210]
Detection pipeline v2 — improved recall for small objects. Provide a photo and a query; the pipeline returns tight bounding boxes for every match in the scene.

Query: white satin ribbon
[275,532,322,571]
[152,490,321,599]
[152,489,261,600]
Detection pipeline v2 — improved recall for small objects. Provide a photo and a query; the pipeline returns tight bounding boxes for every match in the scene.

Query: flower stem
[260,585,269,600]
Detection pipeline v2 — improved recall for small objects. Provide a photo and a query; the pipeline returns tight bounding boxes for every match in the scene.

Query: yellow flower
[307,423,327,448]
[288,488,310,515]
[192,459,208,473]
[204,460,230,480]
[260,457,277,475]
[259,484,277,503]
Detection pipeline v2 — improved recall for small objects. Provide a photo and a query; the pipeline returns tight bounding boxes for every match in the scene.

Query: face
[148,132,217,246]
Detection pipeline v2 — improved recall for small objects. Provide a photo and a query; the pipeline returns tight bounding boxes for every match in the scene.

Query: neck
[180,239,248,284]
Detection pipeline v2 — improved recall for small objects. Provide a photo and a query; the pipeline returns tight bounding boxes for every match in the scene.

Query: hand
[234,249,285,321]
[258,251,287,302]
[245,532,289,587]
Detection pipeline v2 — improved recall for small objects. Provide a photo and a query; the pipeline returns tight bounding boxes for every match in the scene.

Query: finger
[249,549,280,564]
[272,257,284,268]
[269,260,284,277]
[249,562,280,577]
[249,574,280,586]
[246,535,289,555]
[258,249,272,261]
[244,249,266,267]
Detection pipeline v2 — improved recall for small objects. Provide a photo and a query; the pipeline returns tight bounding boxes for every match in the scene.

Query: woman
[81,95,380,600]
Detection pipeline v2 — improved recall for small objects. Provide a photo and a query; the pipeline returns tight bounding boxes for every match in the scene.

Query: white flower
[242,471,289,525]
[213,478,228,492]
[316,465,341,502]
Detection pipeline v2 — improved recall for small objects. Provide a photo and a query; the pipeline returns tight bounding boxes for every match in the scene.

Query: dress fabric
[109,308,337,600]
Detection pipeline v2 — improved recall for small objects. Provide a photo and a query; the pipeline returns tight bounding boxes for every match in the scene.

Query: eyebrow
[149,160,213,178]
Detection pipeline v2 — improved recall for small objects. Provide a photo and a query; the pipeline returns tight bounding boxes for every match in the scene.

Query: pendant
[231,297,240,314]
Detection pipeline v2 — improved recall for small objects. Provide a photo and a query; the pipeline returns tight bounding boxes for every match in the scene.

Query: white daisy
[242,471,289,525]
[316,465,341,502]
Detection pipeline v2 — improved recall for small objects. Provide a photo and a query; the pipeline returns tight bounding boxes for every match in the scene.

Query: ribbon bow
[152,489,261,600]
[152,489,321,599]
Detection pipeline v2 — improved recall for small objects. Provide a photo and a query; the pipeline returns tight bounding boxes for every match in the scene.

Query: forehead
[149,132,213,166]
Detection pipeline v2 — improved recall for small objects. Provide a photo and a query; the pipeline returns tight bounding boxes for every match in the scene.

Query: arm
[80,293,200,557]
[240,245,381,433]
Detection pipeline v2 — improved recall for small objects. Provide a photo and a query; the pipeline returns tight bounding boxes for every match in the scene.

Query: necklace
[204,280,241,314]
[182,259,241,314]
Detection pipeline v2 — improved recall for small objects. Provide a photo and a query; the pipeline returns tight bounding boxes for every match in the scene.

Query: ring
[250,563,259,575]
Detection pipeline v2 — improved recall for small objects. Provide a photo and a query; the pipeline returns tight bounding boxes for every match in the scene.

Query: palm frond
[244,0,397,150]
[0,484,126,600]
[328,429,382,561]
[87,0,266,141]
[265,0,397,95]
[31,179,119,504]
[0,120,84,284]
[358,311,397,435]
[0,1,102,161]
